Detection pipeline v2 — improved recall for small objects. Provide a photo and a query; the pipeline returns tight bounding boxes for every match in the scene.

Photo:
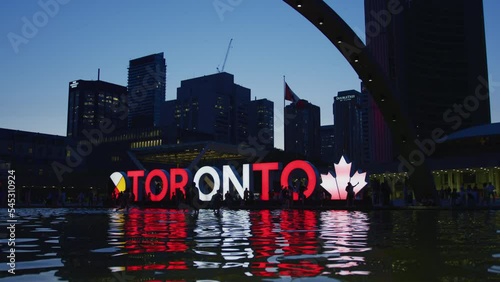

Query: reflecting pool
[0,208,499,281]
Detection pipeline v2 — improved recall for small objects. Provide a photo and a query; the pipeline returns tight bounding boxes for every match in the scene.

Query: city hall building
[368,123,500,198]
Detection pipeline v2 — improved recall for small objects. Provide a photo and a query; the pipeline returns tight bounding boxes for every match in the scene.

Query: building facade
[248,98,274,149]
[127,53,166,129]
[66,79,127,139]
[0,128,70,190]
[333,90,364,167]
[284,101,321,161]
[365,0,490,162]
[164,72,253,145]
[320,125,335,164]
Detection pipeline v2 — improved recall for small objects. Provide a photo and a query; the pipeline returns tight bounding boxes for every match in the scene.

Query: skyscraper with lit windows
[66,79,127,139]
[333,90,364,166]
[165,72,252,145]
[248,98,274,149]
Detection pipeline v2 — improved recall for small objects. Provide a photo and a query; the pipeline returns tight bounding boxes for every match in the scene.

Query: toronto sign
[110,156,367,202]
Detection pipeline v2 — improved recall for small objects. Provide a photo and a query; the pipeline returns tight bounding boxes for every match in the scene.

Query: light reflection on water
[0,209,498,281]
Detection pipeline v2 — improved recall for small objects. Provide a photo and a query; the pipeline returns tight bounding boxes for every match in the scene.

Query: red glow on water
[126,265,143,271]
[167,261,188,270]
[166,212,188,252]
[250,261,323,278]
[144,264,166,270]
[124,210,187,254]
[279,261,323,277]
[124,261,188,272]
[250,210,275,258]
[249,210,323,278]
[280,210,318,256]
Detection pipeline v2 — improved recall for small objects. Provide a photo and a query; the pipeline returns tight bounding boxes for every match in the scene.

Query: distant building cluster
[1,0,499,205]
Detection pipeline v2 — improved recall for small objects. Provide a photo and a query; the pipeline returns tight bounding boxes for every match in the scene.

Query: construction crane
[217,38,233,73]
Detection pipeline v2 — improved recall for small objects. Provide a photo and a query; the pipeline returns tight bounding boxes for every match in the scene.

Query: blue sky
[1,0,499,149]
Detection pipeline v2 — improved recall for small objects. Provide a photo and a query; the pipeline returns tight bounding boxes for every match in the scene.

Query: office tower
[172,72,251,144]
[333,90,364,166]
[66,79,127,139]
[365,0,490,161]
[284,101,321,160]
[320,125,335,163]
[248,98,274,149]
[127,53,166,128]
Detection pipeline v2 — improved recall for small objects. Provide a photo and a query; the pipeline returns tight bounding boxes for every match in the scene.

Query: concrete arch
[283,0,436,202]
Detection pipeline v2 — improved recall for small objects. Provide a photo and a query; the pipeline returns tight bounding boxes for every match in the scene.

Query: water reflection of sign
[334,95,356,102]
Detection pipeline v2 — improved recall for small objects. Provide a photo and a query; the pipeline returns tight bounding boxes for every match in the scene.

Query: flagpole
[283,75,286,151]
[283,75,285,112]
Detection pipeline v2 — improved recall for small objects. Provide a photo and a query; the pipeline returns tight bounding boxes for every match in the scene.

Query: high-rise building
[333,90,364,167]
[284,101,321,160]
[127,53,166,129]
[167,72,252,145]
[248,98,274,149]
[320,125,335,164]
[365,0,490,161]
[66,79,127,139]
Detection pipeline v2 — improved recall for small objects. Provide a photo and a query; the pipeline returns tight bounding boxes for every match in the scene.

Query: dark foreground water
[0,208,499,282]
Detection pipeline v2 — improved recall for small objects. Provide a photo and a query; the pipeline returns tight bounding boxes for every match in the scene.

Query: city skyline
[1,0,499,150]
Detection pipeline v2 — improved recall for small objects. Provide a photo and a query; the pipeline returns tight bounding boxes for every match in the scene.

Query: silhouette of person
[213,190,223,216]
[189,183,200,215]
[346,182,358,207]
[244,188,249,202]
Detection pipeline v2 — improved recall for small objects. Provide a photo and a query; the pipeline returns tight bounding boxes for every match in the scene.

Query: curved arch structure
[283,0,436,202]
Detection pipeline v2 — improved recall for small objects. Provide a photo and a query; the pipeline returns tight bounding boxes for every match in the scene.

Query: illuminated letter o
[193,166,221,201]
[280,160,318,198]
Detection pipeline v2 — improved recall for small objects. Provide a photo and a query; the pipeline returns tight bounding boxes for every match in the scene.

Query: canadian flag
[285,82,306,109]
[285,82,300,103]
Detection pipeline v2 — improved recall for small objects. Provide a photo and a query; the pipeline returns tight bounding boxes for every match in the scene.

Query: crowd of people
[21,189,102,208]
[2,179,497,209]
[439,182,496,207]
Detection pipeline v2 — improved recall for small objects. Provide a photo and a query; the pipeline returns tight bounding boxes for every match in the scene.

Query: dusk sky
[1,0,499,149]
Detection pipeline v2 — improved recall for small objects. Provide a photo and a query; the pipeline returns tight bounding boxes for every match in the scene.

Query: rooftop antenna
[98,68,100,81]
[217,38,233,73]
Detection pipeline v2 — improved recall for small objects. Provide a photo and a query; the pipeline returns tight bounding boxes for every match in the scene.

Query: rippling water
[0,208,499,281]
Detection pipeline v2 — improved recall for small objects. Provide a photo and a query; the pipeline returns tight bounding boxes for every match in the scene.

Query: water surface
[0,208,499,281]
